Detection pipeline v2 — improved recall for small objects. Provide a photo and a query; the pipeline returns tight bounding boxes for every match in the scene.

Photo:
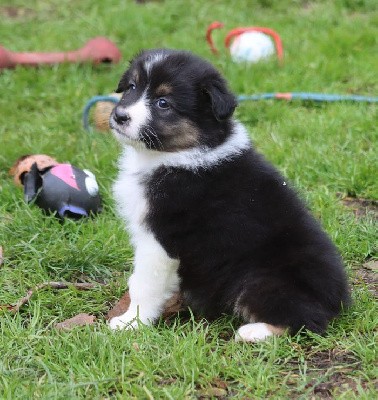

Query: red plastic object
[206,21,224,54]
[206,22,284,65]
[0,37,121,69]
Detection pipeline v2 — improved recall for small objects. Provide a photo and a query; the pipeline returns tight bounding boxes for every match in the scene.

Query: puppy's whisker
[143,128,154,150]
[149,129,164,151]
[146,125,164,151]
[139,126,153,150]
[143,130,154,150]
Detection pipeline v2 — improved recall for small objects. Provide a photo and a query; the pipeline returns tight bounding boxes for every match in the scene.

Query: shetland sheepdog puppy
[108,49,350,342]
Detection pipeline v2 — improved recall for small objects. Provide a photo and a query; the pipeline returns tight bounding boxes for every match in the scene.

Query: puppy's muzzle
[114,105,131,125]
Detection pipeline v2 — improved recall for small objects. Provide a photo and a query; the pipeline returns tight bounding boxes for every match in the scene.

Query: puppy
[108,49,350,342]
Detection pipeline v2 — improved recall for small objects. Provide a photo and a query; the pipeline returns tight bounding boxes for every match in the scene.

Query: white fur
[162,122,250,171]
[144,53,168,75]
[235,323,274,342]
[115,122,250,177]
[112,154,148,241]
[110,145,180,330]
[109,230,180,330]
[110,94,150,143]
[110,190,179,329]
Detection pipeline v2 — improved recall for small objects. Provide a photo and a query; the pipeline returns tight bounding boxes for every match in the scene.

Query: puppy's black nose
[114,106,131,124]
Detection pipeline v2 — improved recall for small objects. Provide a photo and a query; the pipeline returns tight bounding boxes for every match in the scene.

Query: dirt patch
[285,348,370,398]
[0,6,35,19]
[196,378,230,399]
[308,373,368,399]
[338,194,378,219]
[307,348,360,370]
[353,260,378,298]
[301,2,320,13]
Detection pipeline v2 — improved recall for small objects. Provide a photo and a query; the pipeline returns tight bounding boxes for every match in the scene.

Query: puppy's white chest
[113,148,150,240]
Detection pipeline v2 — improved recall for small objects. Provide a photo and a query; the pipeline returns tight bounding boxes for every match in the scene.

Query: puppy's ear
[115,84,123,93]
[114,70,132,93]
[202,76,238,121]
[115,75,127,93]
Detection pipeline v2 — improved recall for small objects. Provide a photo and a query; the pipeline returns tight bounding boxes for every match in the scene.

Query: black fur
[115,49,350,335]
[145,151,350,333]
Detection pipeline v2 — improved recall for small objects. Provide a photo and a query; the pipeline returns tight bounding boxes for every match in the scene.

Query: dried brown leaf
[105,291,131,320]
[55,313,96,330]
[106,291,185,320]
[198,387,227,398]
[212,378,229,390]
[162,292,185,317]
[132,342,140,351]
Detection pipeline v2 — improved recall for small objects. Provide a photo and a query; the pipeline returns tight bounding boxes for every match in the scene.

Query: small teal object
[82,95,120,131]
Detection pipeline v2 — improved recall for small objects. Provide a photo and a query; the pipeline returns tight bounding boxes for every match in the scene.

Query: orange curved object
[0,37,121,69]
[206,21,224,54]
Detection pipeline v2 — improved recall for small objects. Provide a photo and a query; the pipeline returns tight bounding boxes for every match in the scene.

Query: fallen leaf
[212,378,229,390]
[198,387,227,397]
[0,304,14,311]
[106,291,185,321]
[132,342,140,351]
[106,291,131,320]
[157,377,177,386]
[162,292,185,317]
[55,313,95,330]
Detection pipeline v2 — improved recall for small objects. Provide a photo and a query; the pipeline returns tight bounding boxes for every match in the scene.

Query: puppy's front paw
[108,313,139,331]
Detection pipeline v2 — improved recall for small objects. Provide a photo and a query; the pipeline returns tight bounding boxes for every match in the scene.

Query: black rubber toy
[23,162,102,219]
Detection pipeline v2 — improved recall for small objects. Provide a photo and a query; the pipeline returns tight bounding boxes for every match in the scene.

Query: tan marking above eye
[155,83,173,97]
[132,70,139,84]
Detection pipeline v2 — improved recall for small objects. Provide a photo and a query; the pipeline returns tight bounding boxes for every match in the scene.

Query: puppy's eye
[126,83,136,92]
[156,98,169,109]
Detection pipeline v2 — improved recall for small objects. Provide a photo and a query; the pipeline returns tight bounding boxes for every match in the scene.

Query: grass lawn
[0,0,377,398]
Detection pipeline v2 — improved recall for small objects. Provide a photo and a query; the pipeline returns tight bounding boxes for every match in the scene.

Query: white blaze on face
[112,92,151,142]
[144,53,167,76]
[125,94,150,139]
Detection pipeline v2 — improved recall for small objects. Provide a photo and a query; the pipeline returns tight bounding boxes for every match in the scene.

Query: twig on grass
[1,281,101,313]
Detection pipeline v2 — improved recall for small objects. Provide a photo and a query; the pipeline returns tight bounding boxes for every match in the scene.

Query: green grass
[0,0,377,398]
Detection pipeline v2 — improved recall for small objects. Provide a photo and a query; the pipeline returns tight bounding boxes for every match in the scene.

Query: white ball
[230,31,275,63]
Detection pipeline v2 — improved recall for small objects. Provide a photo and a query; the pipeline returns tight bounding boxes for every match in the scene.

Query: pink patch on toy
[50,164,80,191]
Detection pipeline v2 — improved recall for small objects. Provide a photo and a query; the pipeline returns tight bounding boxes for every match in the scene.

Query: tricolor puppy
[109,49,350,341]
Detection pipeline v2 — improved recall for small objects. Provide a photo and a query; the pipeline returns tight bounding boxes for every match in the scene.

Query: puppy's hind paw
[235,323,285,342]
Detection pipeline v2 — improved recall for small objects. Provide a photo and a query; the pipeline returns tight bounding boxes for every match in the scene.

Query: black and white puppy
[108,49,350,341]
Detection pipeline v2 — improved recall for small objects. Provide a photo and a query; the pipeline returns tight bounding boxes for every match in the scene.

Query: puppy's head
[110,49,237,152]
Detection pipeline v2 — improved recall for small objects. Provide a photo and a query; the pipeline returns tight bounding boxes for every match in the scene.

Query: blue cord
[83,93,378,131]
[82,95,119,131]
[238,92,378,103]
